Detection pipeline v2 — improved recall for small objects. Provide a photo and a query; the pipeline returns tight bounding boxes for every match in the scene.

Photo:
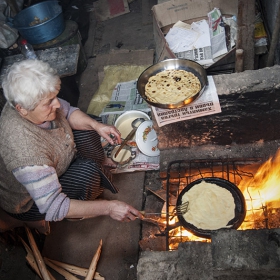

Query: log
[44,258,105,279]
[44,258,79,280]
[85,239,103,280]
[25,227,52,280]
[44,258,88,277]
[267,4,280,66]
[19,236,55,280]
[235,49,244,72]
[236,0,255,70]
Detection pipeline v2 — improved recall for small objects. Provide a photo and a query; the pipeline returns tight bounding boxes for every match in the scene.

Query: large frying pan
[137,58,208,109]
[176,177,246,239]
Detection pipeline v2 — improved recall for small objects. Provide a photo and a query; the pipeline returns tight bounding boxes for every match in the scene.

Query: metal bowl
[137,58,208,109]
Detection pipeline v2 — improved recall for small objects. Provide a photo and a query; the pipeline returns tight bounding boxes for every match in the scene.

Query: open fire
[141,151,280,251]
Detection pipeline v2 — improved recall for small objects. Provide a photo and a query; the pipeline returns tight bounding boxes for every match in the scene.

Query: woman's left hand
[95,122,122,145]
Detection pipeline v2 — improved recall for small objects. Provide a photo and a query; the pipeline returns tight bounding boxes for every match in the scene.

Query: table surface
[0,44,80,87]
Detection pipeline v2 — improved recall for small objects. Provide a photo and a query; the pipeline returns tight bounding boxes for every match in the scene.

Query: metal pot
[176,177,246,239]
[6,1,65,45]
[109,145,136,166]
[137,58,208,109]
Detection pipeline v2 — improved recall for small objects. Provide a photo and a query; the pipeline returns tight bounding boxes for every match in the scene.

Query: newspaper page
[165,19,214,66]
[152,76,221,127]
[208,7,228,59]
[103,141,160,174]
[100,79,150,115]
[176,46,213,66]
[100,80,158,173]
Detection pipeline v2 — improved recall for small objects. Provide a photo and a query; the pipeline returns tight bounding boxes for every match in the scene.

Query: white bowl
[114,110,150,139]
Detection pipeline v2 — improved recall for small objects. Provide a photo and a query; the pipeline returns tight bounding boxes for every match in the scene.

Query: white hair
[2,59,60,110]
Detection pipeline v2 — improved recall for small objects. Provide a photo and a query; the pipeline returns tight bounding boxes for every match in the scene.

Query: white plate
[135,120,160,157]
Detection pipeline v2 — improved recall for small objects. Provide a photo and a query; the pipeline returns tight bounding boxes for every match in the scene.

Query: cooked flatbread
[181,181,235,230]
[145,69,201,104]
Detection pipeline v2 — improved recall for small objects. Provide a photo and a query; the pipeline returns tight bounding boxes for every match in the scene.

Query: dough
[181,180,235,230]
[145,69,201,104]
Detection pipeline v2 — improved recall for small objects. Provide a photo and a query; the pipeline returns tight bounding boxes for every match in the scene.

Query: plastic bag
[0,22,18,48]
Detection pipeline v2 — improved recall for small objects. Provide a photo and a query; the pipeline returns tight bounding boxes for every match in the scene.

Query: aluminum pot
[176,177,246,239]
[7,1,65,45]
[137,58,208,109]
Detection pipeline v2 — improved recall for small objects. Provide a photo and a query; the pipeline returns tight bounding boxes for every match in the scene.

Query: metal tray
[137,58,208,109]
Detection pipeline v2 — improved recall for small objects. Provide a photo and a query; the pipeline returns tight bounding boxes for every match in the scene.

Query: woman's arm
[66,199,143,222]
[67,109,121,145]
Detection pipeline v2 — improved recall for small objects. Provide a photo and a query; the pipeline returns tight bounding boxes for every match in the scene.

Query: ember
[141,154,280,251]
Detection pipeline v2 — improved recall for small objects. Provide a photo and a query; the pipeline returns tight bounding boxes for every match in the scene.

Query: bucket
[7,0,65,45]
[33,20,87,74]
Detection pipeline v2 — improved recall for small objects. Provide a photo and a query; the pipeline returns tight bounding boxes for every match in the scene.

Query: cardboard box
[152,0,238,64]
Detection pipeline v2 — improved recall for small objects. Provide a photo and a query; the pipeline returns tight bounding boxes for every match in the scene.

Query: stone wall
[153,66,280,169]
[137,229,280,280]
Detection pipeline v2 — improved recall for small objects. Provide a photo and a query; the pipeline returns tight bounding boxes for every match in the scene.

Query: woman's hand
[67,199,143,221]
[94,122,122,145]
[67,110,122,145]
[107,200,143,222]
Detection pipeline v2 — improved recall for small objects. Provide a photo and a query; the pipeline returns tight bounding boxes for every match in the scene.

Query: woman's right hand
[107,200,143,222]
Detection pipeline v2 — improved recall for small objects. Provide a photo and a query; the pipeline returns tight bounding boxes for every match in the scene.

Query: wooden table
[0,44,80,87]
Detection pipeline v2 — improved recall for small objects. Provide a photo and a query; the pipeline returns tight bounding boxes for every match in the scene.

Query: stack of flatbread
[145,69,201,104]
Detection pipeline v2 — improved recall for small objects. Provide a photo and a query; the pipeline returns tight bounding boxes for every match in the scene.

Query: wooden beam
[236,0,255,70]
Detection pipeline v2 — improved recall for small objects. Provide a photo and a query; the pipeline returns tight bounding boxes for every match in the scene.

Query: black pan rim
[176,177,246,239]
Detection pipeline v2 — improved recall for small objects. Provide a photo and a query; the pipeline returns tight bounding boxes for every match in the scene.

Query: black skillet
[176,177,246,239]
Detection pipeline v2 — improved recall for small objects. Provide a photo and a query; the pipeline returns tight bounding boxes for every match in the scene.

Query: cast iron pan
[176,177,246,239]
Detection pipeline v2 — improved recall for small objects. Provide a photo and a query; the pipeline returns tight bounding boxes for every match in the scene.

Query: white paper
[152,76,221,127]
[165,19,211,53]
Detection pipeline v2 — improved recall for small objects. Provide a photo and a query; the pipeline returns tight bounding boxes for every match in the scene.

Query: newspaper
[103,142,160,174]
[100,80,157,173]
[152,76,221,127]
[100,79,150,116]
[208,7,228,59]
[165,8,229,67]
[166,19,214,66]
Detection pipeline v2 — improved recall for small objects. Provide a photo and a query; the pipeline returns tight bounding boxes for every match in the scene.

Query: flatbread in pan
[176,177,246,239]
[144,69,201,104]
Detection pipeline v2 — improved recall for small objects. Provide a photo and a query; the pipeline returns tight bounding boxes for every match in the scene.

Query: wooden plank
[0,44,80,87]
[236,0,255,70]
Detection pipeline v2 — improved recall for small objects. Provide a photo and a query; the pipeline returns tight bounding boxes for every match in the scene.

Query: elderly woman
[0,59,142,223]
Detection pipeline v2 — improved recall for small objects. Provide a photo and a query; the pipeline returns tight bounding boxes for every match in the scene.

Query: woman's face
[18,86,61,124]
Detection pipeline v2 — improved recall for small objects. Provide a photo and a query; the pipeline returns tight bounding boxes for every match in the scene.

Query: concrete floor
[0,1,157,279]
[42,1,157,280]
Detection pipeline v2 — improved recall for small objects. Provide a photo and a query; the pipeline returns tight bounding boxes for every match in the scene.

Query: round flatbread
[181,181,235,230]
[145,69,201,104]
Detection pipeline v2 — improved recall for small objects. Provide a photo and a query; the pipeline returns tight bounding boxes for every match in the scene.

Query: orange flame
[238,149,280,229]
